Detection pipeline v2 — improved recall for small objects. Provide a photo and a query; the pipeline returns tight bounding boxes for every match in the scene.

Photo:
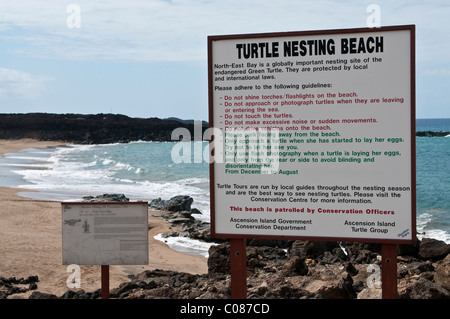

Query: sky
[0,0,449,121]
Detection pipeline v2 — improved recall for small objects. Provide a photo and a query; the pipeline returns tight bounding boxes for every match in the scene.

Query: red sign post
[230,238,247,299]
[381,244,398,299]
[101,265,110,299]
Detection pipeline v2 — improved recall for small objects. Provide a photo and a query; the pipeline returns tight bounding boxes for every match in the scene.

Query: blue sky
[0,0,449,121]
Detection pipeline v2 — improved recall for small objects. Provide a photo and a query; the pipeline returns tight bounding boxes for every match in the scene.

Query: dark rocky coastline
[416,131,450,137]
[0,113,208,144]
[2,194,449,299]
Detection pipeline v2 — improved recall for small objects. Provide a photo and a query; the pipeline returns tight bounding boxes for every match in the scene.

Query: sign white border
[208,26,416,244]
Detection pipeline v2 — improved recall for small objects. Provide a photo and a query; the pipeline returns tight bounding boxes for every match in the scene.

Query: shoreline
[0,139,208,298]
[0,138,68,155]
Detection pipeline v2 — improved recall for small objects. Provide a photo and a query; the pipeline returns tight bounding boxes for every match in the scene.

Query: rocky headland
[416,131,450,137]
[2,194,449,300]
[0,113,207,144]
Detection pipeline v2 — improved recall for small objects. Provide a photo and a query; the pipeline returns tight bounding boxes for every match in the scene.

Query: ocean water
[1,141,211,222]
[0,119,449,256]
[415,119,450,243]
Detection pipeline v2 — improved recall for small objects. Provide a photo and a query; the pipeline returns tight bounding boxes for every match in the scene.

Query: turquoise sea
[0,118,449,247]
[415,119,450,243]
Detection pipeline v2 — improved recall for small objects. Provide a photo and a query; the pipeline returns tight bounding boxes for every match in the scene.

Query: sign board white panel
[62,202,148,265]
[208,26,416,243]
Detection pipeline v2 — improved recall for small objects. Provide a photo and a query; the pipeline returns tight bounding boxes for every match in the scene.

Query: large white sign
[62,202,148,265]
[208,26,415,243]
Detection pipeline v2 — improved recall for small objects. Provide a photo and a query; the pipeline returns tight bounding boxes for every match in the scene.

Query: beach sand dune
[0,139,207,298]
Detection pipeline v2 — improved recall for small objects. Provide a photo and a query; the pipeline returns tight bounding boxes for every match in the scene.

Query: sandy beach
[0,139,208,298]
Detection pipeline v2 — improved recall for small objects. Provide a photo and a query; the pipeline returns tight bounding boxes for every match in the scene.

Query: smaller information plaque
[62,202,148,265]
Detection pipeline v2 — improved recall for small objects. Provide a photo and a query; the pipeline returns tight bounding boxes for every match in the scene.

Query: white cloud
[0,0,449,64]
[0,67,52,99]
[0,0,365,62]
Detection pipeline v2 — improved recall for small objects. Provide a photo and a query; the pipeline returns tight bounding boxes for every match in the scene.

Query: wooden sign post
[230,238,247,299]
[101,265,110,299]
[381,244,398,299]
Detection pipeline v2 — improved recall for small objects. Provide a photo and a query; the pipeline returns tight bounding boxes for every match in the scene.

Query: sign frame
[62,201,149,265]
[208,25,416,245]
